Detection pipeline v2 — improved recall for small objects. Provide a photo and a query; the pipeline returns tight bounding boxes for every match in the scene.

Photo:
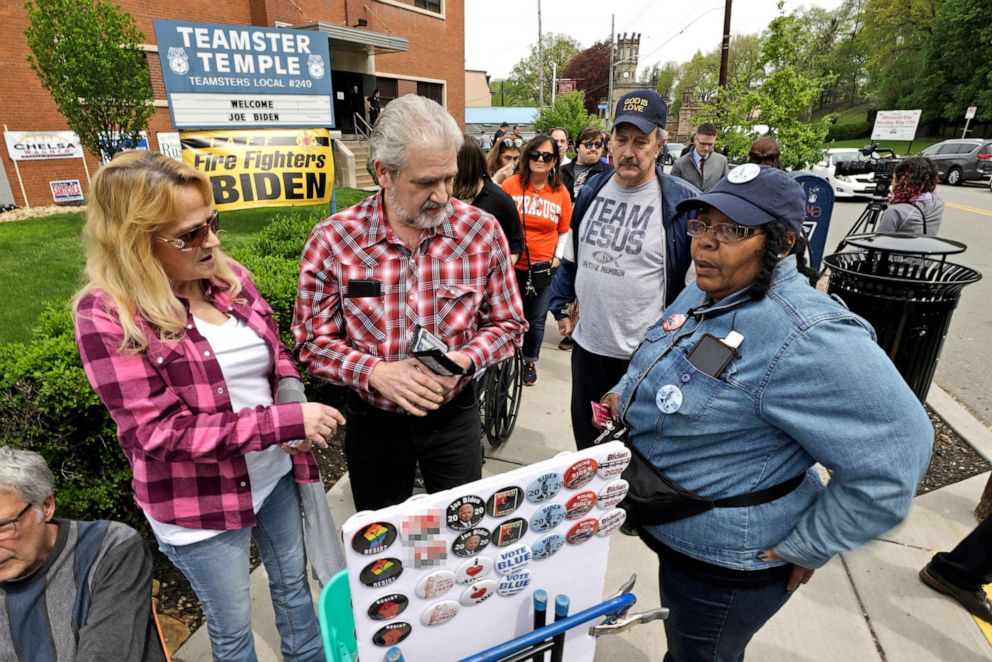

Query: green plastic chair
[318,569,358,662]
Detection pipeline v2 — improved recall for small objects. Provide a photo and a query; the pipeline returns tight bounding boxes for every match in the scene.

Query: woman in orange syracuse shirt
[501,134,573,385]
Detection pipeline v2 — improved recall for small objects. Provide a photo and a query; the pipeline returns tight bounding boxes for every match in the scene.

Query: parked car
[810,148,879,199]
[663,142,685,166]
[918,139,992,186]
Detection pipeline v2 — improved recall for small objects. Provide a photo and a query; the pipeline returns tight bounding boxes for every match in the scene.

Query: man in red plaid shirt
[293,95,526,510]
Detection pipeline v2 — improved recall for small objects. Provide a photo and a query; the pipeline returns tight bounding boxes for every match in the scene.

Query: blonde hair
[73,151,241,352]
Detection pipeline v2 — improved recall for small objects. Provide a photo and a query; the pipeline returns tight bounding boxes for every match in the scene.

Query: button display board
[342,442,627,662]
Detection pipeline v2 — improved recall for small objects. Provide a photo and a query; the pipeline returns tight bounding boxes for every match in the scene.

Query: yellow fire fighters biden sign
[180,128,333,211]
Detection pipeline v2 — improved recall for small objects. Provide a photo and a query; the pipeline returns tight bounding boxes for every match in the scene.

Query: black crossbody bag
[594,419,805,526]
[519,196,553,294]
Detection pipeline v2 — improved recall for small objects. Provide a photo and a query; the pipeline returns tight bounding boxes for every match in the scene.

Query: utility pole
[552,62,557,104]
[718,0,732,88]
[537,0,544,107]
[607,14,615,122]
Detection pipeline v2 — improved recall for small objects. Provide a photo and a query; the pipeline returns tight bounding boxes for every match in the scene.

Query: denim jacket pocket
[657,352,735,423]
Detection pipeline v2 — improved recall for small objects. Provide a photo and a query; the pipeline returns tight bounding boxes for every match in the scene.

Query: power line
[636,3,725,70]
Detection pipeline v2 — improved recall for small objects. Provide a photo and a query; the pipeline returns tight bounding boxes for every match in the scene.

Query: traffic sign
[966,106,977,120]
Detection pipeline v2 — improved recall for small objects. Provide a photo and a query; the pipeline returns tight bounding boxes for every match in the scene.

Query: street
[822,181,992,427]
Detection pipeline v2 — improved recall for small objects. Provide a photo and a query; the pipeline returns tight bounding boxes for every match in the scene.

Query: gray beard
[387,186,448,230]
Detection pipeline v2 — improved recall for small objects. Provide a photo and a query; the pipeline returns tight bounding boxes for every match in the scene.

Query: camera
[833,143,901,198]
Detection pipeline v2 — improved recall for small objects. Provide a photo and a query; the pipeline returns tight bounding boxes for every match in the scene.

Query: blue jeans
[516,270,552,363]
[658,559,793,662]
[159,473,322,662]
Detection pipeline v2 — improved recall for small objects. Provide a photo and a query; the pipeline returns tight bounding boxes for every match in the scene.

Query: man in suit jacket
[670,123,728,192]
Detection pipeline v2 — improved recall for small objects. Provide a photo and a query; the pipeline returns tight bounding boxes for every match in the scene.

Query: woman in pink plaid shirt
[73,152,345,662]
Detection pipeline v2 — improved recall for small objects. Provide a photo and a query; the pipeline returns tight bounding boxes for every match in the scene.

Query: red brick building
[0,0,465,207]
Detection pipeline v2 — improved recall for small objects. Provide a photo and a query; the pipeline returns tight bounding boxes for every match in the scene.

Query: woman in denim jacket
[601,165,933,662]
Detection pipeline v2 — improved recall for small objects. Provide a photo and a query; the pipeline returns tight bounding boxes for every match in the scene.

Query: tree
[532,92,602,144]
[562,40,611,114]
[24,0,154,161]
[919,0,992,122]
[694,7,834,170]
[496,33,581,107]
[642,61,679,101]
[860,0,942,112]
[670,50,720,116]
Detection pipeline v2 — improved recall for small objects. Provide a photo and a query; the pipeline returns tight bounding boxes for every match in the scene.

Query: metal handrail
[353,112,373,141]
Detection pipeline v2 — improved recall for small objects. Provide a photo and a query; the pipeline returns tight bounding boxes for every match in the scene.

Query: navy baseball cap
[612,90,668,134]
[675,164,806,233]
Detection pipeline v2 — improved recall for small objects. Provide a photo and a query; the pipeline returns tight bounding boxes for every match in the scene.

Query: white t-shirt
[146,315,291,545]
[572,176,667,359]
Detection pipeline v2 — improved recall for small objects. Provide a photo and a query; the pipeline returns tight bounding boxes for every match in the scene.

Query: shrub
[827,120,871,142]
[0,206,341,526]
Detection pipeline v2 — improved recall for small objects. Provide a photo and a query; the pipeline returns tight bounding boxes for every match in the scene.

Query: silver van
[918,139,992,185]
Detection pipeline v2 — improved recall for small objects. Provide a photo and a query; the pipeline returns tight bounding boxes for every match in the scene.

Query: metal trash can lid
[845,233,967,256]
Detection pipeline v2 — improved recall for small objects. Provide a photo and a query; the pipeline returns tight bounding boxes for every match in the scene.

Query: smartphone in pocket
[686,334,737,378]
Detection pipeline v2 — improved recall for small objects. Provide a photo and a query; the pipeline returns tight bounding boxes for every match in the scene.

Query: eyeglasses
[687,219,764,243]
[157,210,220,251]
[580,141,604,150]
[528,150,555,163]
[501,138,523,149]
[0,503,34,541]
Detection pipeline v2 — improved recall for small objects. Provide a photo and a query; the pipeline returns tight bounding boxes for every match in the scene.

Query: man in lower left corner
[0,446,165,661]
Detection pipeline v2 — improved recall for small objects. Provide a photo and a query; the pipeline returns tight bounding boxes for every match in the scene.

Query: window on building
[417,81,443,105]
[415,0,442,12]
[376,78,398,105]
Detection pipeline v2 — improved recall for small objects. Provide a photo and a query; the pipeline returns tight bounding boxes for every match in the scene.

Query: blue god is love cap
[676,164,806,234]
[612,90,668,134]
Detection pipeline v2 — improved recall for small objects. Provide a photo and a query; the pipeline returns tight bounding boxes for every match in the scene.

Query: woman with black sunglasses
[500,134,573,385]
[73,151,345,661]
[561,126,611,201]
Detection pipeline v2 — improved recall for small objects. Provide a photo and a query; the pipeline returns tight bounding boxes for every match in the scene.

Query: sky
[464,0,844,79]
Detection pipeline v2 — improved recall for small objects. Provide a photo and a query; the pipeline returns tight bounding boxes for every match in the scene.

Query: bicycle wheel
[482,348,524,448]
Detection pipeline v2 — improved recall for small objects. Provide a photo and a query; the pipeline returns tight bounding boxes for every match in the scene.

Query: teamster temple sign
[153,20,334,129]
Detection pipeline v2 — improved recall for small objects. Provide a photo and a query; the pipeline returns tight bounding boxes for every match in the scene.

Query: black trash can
[824,234,982,402]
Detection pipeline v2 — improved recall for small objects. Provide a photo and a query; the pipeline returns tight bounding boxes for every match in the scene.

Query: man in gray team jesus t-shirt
[549,89,698,450]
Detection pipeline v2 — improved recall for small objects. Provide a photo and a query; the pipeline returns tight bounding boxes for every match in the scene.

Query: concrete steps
[339,139,377,190]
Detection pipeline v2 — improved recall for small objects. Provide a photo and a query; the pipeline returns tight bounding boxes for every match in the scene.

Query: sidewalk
[174,326,992,661]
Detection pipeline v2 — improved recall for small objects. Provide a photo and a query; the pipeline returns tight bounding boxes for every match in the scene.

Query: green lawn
[822,137,943,156]
[0,189,370,344]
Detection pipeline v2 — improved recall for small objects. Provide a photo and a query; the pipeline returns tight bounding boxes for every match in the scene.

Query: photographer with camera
[877,156,944,236]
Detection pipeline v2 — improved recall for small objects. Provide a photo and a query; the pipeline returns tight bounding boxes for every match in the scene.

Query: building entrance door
[331,71,375,134]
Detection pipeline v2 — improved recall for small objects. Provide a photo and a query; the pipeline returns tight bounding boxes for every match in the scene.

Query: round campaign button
[367,593,409,621]
[563,458,599,490]
[566,518,600,545]
[415,569,456,599]
[531,533,565,561]
[486,486,524,518]
[530,503,566,533]
[351,521,398,556]
[656,384,683,414]
[455,556,494,584]
[662,314,687,332]
[400,507,442,544]
[728,162,761,184]
[526,471,564,503]
[360,558,403,588]
[597,509,628,537]
[497,568,532,597]
[420,600,460,626]
[451,527,491,557]
[459,579,498,606]
[446,495,485,531]
[493,517,528,547]
[597,447,632,479]
[372,622,412,647]
[565,491,597,520]
[494,543,532,575]
[597,479,629,510]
